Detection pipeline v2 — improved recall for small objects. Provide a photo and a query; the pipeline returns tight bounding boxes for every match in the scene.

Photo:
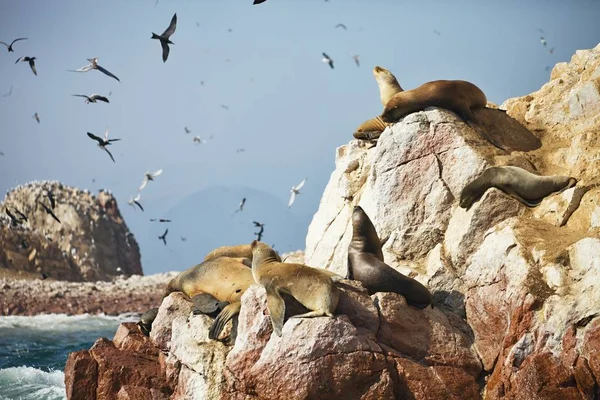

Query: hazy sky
[1,0,599,275]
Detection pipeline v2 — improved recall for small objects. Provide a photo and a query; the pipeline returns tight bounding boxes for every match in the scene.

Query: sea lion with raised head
[459,166,578,210]
[379,76,504,150]
[250,240,339,337]
[347,206,432,309]
[353,66,403,140]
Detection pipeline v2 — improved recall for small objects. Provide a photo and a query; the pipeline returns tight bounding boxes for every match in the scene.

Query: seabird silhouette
[335,23,347,30]
[184,126,191,134]
[72,94,109,104]
[69,58,120,82]
[33,113,40,124]
[234,197,246,213]
[253,0,268,4]
[158,228,168,245]
[46,191,55,209]
[193,136,207,144]
[288,178,306,208]
[253,221,265,241]
[353,54,360,67]
[321,52,334,69]
[128,193,144,211]
[15,56,37,76]
[39,201,61,223]
[150,218,171,222]
[1,37,27,52]
[139,169,163,191]
[87,129,121,163]
[151,13,177,62]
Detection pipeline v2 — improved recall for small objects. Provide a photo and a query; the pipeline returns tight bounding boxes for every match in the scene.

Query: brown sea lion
[163,256,255,342]
[353,116,388,140]
[353,66,403,140]
[459,166,578,210]
[380,78,504,150]
[203,243,283,262]
[250,240,339,337]
[347,206,432,309]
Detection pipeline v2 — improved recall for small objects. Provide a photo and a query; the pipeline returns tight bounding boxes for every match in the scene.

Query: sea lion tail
[209,302,242,340]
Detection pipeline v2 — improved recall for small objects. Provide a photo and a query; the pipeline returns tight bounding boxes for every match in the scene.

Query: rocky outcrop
[0,272,176,316]
[65,322,174,400]
[0,181,142,281]
[66,44,600,399]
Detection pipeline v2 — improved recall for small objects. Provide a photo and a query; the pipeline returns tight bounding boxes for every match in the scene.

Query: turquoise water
[0,314,139,400]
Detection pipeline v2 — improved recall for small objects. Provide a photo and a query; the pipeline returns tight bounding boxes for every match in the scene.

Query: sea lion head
[459,180,482,210]
[373,66,404,107]
[250,240,279,265]
[137,307,159,337]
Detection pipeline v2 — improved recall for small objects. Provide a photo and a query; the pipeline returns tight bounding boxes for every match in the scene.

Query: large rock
[0,181,141,281]
[64,322,174,400]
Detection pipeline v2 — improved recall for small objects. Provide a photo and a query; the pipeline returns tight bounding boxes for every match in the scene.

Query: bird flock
[2,2,559,249]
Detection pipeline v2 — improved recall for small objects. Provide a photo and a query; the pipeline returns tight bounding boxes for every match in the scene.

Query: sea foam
[0,366,65,400]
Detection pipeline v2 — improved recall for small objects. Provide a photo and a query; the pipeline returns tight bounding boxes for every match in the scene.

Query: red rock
[116,385,167,400]
[64,350,98,400]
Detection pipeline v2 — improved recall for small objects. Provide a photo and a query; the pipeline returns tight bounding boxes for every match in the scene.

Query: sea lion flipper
[266,288,286,337]
[191,293,221,314]
[208,302,242,341]
[290,310,327,319]
[461,111,506,152]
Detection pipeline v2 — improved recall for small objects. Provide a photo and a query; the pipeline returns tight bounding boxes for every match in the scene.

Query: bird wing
[48,193,55,209]
[151,169,163,177]
[87,132,103,144]
[134,193,141,202]
[29,59,37,76]
[72,94,88,98]
[288,191,296,208]
[49,210,61,224]
[11,38,27,46]
[15,56,25,63]
[160,41,170,62]
[295,179,306,191]
[328,60,334,69]
[139,176,149,191]
[95,96,109,103]
[163,228,169,236]
[335,24,347,30]
[96,64,120,82]
[134,201,144,211]
[0,42,8,48]
[322,52,330,59]
[162,13,177,38]
[104,147,115,163]
[69,64,93,72]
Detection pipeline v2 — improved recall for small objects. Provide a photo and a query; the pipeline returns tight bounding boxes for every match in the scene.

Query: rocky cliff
[65,44,600,399]
[0,181,142,282]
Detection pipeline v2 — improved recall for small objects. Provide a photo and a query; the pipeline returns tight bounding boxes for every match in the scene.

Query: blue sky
[1,0,599,275]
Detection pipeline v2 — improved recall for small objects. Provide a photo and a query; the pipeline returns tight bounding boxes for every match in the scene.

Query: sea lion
[250,240,339,337]
[353,66,403,140]
[379,78,504,150]
[137,307,159,336]
[353,116,388,140]
[203,243,282,262]
[347,206,432,309]
[164,256,256,342]
[459,166,578,210]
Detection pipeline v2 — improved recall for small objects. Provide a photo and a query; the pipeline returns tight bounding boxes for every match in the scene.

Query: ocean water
[0,313,140,400]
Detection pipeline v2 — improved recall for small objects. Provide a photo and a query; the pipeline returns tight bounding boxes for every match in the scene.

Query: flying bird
[181,236,187,242]
[127,193,144,211]
[335,23,347,30]
[1,38,27,52]
[549,47,555,54]
[184,126,191,134]
[253,221,265,241]
[139,169,163,191]
[540,37,547,46]
[321,53,334,69]
[220,104,229,110]
[15,56,37,76]
[87,129,121,163]
[353,54,360,67]
[236,148,245,153]
[2,85,12,98]
[193,136,207,144]
[46,191,56,209]
[33,112,40,123]
[38,201,61,223]
[69,58,120,82]
[151,13,177,62]
[5,208,23,226]
[288,178,306,208]
[433,29,441,36]
[158,228,169,245]
[234,197,246,213]
[13,208,28,222]
[253,0,268,4]
[72,94,110,104]
[150,218,171,222]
